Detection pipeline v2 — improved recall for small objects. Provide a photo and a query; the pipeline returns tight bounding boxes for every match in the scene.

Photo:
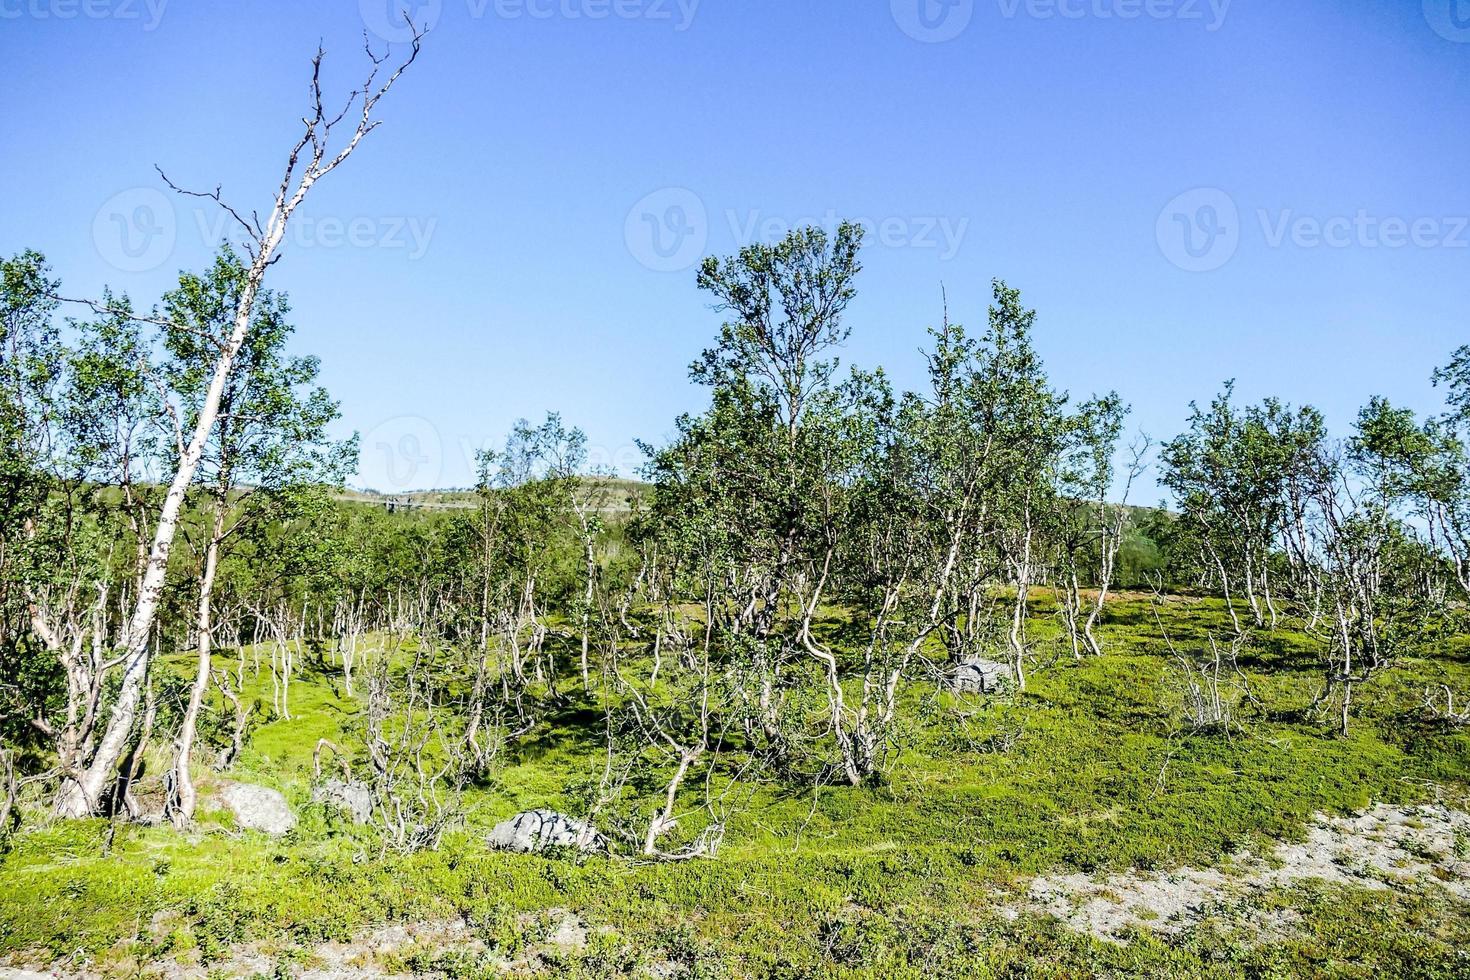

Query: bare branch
[155,165,261,240]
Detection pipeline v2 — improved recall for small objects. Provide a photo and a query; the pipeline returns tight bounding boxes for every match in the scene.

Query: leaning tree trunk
[52,32,422,818]
[1081,507,1125,658]
[1008,506,1035,692]
[169,495,226,827]
[54,264,266,818]
[580,527,595,687]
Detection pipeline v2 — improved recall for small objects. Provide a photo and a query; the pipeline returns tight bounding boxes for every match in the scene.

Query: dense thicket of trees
[4,207,1467,851]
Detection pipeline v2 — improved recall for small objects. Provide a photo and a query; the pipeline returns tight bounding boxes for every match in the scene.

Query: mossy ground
[3,596,1469,978]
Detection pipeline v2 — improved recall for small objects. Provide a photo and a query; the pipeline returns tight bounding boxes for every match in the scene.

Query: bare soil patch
[1007,803,1470,942]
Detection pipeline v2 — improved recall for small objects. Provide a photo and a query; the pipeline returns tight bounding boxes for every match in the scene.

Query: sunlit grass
[3,595,1468,977]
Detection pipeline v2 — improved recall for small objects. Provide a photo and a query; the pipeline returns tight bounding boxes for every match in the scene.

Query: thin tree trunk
[643,747,702,856]
[114,678,158,822]
[169,496,226,827]
[56,249,276,817]
[53,35,421,818]
[1008,502,1034,691]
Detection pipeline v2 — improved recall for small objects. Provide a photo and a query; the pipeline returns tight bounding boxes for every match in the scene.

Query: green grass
[3,595,1469,978]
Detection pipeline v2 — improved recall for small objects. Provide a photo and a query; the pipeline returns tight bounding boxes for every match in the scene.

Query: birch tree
[161,249,354,826]
[2,254,160,793]
[53,28,425,818]
[1352,349,1470,602]
[1160,388,1326,633]
[1279,435,1425,736]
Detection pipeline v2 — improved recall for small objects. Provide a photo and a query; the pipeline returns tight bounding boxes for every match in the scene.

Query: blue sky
[3,0,1467,498]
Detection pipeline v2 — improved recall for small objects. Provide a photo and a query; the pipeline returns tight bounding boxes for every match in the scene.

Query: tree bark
[169,494,226,827]
[53,32,422,817]
[54,259,267,818]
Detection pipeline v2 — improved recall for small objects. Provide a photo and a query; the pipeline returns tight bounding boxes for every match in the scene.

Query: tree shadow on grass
[503,702,607,766]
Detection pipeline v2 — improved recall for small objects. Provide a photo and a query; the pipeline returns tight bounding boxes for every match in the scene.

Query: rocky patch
[1009,802,1470,942]
[216,782,296,837]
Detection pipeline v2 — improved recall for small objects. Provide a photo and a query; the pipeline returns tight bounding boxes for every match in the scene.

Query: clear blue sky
[3,0,1467,497]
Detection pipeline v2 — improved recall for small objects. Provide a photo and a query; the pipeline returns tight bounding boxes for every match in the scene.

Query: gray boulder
[312,779,374,824]
[219,782,296,836]
[488,809,602,853]
[949,658,1016,694]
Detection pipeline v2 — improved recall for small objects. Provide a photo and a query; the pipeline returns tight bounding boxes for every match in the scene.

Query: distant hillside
[338,476,650,516]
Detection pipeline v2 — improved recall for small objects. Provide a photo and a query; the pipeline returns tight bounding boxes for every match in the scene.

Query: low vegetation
[2,33,1469,980]
[2,594,1468,977]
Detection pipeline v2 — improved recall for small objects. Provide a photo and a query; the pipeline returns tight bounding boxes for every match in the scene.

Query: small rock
[312,779,374,824]
[949,658,1015,694]
[545,910,588,951]
[487,809,602,853]
[218,782,296,836]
